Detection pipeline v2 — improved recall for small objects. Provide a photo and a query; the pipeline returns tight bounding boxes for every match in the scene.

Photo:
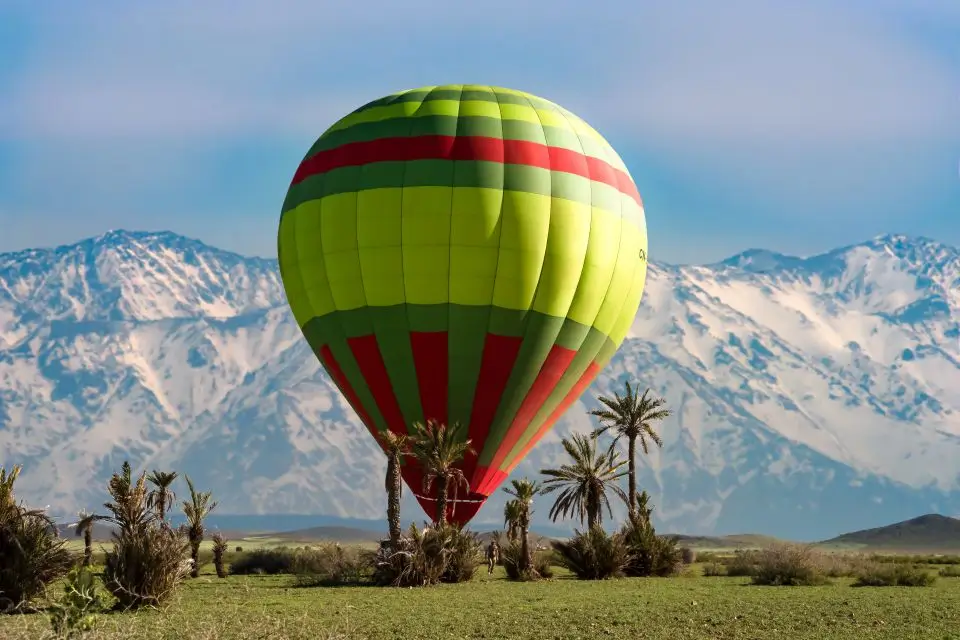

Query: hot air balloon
[277,85,647,526]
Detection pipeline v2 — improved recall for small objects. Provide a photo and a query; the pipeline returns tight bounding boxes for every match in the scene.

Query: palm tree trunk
[387,455,402,548]
[628,435,637,518]
[436,475,449,527]
[191,540,200,578]
[158,495,166,521]
[587,485,600,529]
[83,528,92,567]
[520,514,531,572]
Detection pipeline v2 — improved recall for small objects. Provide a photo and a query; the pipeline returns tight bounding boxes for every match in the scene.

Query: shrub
[373,523,479,587]
[619,518,683,577]
[869,553,960,565]
[47,567,107,639]
[440,527,481,584]
[726,550,760,577]
[292,544,374,586]
[99,462,190,609]
[103,524,191,609]
[230,548,296,575]
[749,544,830,586]
[0,465,75,612]
[819,554,868,578]
[501,541,554,581]
[702,562,727,577]
[680,547,696,565]
[234,546,243,553]
[534,551,555,579]
[212,533,228,579]
[939,565,960,578]
[854,563,937,587]
[551,526,628,580]
[696,551,720,563]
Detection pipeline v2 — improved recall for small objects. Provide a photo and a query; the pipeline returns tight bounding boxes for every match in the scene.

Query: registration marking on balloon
[278,85,649,525]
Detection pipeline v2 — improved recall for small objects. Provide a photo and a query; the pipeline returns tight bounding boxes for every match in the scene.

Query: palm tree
[503,500,522,542]
[0,464,20,508]
[74,510,99,567]
[379,430,412,549]
[211,532,228,578]
[589,383,671,517]
[146,470,179,522]
[410,420,474,527]
[103,461,149,537]
[501,478,541,573]
[181,476,217,578]
[540,433,629,529]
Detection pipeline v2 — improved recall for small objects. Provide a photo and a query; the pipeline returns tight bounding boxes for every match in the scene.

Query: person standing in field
[486,538,500,574]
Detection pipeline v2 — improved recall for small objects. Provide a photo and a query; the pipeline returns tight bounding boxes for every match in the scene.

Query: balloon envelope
[278,85,648,525]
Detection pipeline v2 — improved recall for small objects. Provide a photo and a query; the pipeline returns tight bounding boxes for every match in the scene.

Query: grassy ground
[2,563,959,640]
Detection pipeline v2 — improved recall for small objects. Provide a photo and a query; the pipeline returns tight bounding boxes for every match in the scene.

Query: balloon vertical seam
[447,86,464,443]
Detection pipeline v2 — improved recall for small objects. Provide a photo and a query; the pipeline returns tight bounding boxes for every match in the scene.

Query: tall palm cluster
[0,460,222,613]
[377,381,674,583]
[1,380,673,608]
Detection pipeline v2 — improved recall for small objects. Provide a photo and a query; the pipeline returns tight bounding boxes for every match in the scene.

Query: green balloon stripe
[302,86,627,177]
[349,88,560,117]
[368,306,424,434]
[305,114,613,166]
[474,312,565,468]
[281,160,631,222]
[499,326,607,470]
[308,304,603,346]
[446,306,489,436]
[300,304,617,471]
[301,315,390,435]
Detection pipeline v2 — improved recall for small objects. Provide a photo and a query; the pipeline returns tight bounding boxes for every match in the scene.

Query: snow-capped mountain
[1,230,958,540]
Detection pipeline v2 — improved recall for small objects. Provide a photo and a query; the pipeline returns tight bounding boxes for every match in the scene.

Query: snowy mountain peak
[717,248,805,273]
[0,230,958,539]
[0,230,283,341]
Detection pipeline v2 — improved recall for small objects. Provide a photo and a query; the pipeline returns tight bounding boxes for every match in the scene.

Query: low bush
[552,526,628,580]
[702,562,727,577]
[869,553,960,565]
[99,462,191,610]
[680,547,697,565]
[372,523,479,587]
[749,544,830,586]
[103,524,191,609]
[47,567,107,638]
[441,527,482,584]
[230,548,296,575]
[726,550,760,577]
[534,551,555,579]
[501,541,554,581]
[212,533,228,579]
[695,551,721,564]
[0,476,74,612]
[292,544,374,587]
[939,565,960,577]
[853,563,937,587]
[618,516,683,577]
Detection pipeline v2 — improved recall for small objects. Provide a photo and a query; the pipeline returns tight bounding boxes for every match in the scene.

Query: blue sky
[1,0,958,264]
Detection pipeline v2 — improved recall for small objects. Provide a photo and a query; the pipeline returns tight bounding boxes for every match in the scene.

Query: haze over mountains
[1,230,958,540]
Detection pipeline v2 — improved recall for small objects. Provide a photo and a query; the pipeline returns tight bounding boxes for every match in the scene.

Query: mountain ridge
[1,229,958,540]
[821,513,960,551]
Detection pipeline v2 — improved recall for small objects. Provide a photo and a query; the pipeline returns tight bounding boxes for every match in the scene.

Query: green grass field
[3,561,959,640]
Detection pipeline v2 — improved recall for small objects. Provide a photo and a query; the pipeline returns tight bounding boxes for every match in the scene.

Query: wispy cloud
[4,0,956,145]
[1,0,958,259]
[584,0,959,146]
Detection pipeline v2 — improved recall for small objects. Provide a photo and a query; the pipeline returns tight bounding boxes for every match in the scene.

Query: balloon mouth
[410,491,488,526]
[412,493,487,504]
